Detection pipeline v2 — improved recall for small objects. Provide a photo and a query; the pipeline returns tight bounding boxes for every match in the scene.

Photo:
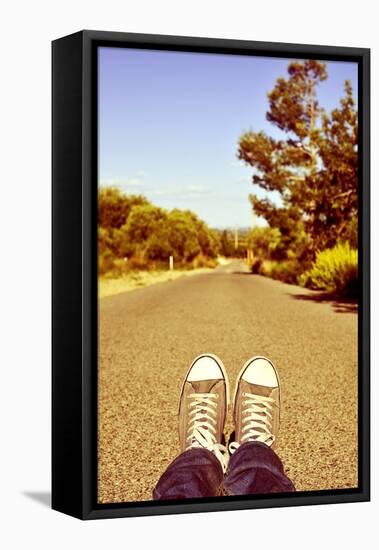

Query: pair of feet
[179,354,280,473]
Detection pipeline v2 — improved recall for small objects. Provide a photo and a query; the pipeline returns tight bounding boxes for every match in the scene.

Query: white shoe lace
[186,393,229,473]
[229,392,275,454]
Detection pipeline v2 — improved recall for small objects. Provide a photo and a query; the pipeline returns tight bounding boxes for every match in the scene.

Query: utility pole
[248,210,256,267]
[234,224,239,250]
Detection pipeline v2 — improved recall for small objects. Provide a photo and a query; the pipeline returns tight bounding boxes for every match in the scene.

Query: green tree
[309,82,358,249]
[247,226,281,260]
[219,229,233,257]
[184,211,219,258]
[166,210,201,262]
[122,204,166,243]
[145,220,172,261]
[98,187,148,229]
[238,60,357,258]
[98,226,115,274]
[98,187,221,273]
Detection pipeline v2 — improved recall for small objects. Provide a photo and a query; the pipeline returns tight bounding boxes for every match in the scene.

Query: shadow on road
[290,292,358,314]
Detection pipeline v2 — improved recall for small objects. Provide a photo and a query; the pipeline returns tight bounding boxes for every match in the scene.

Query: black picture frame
[52,30,370,520]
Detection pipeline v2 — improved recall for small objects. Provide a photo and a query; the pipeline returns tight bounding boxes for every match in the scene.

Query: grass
[99,267,214,299]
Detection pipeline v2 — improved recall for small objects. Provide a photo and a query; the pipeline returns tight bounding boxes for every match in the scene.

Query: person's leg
[153,447,223,499]
[224,441,294,495]
[153,354,229,500]
[225,356,295,495]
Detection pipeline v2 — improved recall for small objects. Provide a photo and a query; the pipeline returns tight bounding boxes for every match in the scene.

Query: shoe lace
[186,393,229,473]
[229,392,275,454]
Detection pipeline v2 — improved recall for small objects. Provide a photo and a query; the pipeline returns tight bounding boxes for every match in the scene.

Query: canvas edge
[52,30,370,520]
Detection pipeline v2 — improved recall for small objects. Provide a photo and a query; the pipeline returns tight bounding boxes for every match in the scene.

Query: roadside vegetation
[98,187,219,281]
[299,242,358,295]
[99,60,358,299]
[99,267,215,299]
[237,60,358,297]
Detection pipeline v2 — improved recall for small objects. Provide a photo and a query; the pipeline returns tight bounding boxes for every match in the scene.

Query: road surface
[98,260,358,503]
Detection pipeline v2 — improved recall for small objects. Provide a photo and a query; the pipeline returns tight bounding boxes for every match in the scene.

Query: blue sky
[98,47,358,228]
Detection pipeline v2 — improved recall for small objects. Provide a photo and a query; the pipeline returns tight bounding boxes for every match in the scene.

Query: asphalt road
[98,260,358,503]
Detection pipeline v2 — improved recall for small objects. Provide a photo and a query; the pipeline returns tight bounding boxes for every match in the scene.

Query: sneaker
[230,356,280,453]
[178,354,229,472]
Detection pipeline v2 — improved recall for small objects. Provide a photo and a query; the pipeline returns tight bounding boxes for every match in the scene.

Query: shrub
[98,190,220,275]
[261,259,304,284]
[247,227,282,260]
[299,242,358,295]
[192,254,217,269]
[98,187,148,229]
[123,204,167,244]
[272,260,303,284]
[219,229,234,257]
[250,257,264,274]
[126,256,151,271]
[98,249,115,276]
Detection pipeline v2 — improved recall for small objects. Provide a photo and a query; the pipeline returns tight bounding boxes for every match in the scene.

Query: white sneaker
[178,354,230,472]
[230,356,280,453]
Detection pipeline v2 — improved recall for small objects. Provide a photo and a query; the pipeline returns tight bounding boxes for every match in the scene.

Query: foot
[230,356,280,453]
[178,354,229,472]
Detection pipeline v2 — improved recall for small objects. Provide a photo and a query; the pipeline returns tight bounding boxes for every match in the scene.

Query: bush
[98,187,148,229]
[219,229,234,257]
[262,259,304,284]
[299,242,358,295]
[98,249,115,275]
[247,227,282,259]
[125,256,151,272]
[192,253,217,269]
[98,189,220,276]
[250,257,264,274]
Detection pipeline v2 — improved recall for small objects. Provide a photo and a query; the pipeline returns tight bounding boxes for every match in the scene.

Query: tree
[309,81,358,249]
[238,60,357,258]
[184,210,219,259]
[98,188,221,272]
[166,210,201,262]
[247,227,281,260]
[219,229,234,257]
[122,203,166,243]
[98,226,115,274]
[145,220,172,261]
[98,187,148,229]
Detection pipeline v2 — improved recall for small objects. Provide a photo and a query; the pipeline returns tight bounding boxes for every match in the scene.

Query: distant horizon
[99,48,358,228]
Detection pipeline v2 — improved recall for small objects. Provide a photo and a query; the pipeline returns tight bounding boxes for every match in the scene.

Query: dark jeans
[153,442,295,500]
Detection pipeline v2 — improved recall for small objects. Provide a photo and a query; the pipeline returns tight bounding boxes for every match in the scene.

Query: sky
[98,47,358,229]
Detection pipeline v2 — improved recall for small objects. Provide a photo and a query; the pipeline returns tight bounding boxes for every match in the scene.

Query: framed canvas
[52,30,370,520]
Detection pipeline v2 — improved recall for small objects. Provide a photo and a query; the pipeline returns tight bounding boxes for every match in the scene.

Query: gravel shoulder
[99,267,215,298]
